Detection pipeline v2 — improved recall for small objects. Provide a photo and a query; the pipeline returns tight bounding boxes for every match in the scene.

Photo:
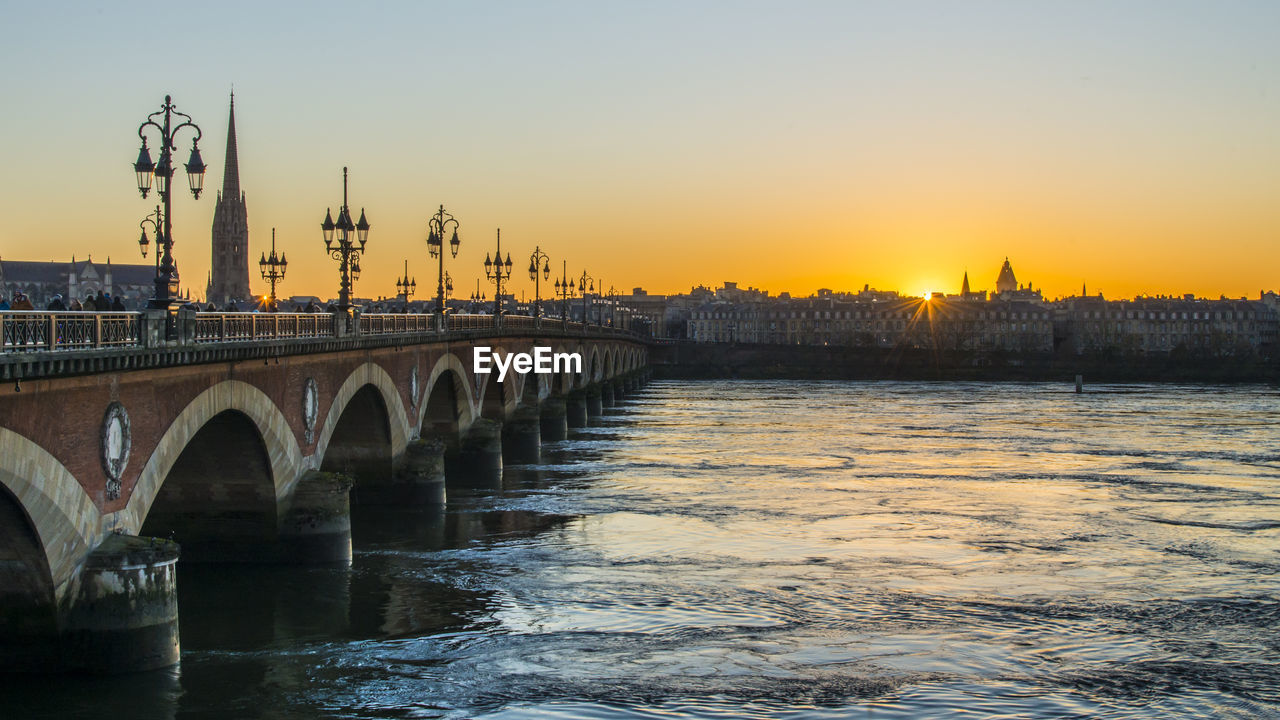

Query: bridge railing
[3,309,646,354]
[2,311,141,352]
[358,313,434,335]
[193,313,335,343]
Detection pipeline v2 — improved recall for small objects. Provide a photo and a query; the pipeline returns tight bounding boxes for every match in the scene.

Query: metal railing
[194,313,335,343]
[359,313,434,335]
[2,311,141,352]
[3,309,644,354]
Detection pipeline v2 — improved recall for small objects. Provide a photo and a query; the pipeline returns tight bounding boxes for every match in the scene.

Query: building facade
[0,257,154,309]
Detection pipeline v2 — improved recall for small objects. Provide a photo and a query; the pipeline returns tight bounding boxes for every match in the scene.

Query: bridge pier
[59,535,181,673]
[445,418,503,487]
[502,406,542,465]
[279,471,354,565]
[601,383,616,408]
[585,386,604,420]
[539,397,568,442]
[351,439,447,505]
[565,393,589,429]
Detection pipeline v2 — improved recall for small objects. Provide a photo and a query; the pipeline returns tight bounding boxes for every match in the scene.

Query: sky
[1,1,1278,302]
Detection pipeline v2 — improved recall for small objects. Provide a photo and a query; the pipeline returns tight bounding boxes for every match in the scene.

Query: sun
[922,289,932,300]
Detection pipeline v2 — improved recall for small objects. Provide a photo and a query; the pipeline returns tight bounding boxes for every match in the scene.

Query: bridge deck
[0,311,646,381]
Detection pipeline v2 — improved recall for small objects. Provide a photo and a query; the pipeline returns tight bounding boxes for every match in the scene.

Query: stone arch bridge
[0,310,651,672]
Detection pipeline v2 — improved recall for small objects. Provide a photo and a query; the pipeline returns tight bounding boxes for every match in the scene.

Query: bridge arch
[479,369,511,421]
[421,353,476,437]
[0,427,98,601]
[588,347,602,384]
[315,363,410,484]
[140,409,278,560]
[314,362,410,472]
[118,380,303,539]
[519,371,547,406]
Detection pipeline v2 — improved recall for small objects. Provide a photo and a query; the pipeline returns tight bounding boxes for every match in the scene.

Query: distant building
[995,257,1018,294]
[0,256,154,308]
[207,93,251,307]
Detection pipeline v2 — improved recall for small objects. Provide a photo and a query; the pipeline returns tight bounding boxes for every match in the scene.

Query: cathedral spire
[960,270,970,296]
[221,91,240,199]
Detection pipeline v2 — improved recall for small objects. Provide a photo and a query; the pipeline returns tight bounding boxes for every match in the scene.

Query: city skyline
[2,2,1278,302]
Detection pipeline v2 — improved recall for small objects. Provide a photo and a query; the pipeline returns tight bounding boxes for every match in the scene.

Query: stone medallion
[409,365,420,409]
[100,402,131,500]
[303,377,319,444]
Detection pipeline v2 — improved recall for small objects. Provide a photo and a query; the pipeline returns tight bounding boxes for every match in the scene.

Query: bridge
[0,308,651,673]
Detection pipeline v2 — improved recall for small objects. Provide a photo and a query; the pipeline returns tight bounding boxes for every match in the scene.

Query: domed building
[995,257,1018,294]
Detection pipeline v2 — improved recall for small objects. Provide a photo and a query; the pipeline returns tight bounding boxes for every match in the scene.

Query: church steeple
[209,91,251,306]
[960,271,971,296]
[221,91,240,199]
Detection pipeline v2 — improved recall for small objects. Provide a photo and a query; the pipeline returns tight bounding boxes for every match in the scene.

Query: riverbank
[652,340,1280,384]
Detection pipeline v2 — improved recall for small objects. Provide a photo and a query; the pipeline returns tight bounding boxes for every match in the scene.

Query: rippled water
[11,380,1280,718]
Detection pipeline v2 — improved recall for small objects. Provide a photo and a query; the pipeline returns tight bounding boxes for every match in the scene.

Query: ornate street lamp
[259,228,288,309]
[321,167,370,311]
[138,205,163,276]
[396,259,417,307]
[425,205,461,323]
[577,270,596,326]
[606,285,619,327]
[483,228,514,319]
[528,245,551,319]
[133,95,205,308]
[553,260,576,329]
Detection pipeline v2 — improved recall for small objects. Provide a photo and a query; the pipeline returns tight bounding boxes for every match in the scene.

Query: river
[9,380,1280,718]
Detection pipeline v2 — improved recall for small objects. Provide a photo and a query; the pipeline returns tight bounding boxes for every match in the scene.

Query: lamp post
[528,246,551,320]
[425,205,461,327]
[137,204,163,277]
[577,270,595,326]
[395,259,416,308]
[483,229,514,323]
[553,260,576,329]
[320,167,370,311]
[133,95,206,309]
[259,228,287,310]
[606,285,618,327]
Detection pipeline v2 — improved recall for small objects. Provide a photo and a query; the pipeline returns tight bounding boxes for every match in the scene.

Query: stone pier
[446,418,504,487]
[539,396,568,442]
[585,387,604,419]
[502,406,542,465]
[279,471,354,565]
[565,393,589,429]
[59,535,181,673]
[355,438,447,505]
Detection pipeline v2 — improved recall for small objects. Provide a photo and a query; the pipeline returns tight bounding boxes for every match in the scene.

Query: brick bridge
[0,309,651,672]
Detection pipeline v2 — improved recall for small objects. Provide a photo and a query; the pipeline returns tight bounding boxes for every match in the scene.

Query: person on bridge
[82,294,97,311]
[96,290,108,309]
[111,295,126,311]
[69,298,82,311]
[0,296,10,311]
[47,294,67,311]
[12,293,34,310]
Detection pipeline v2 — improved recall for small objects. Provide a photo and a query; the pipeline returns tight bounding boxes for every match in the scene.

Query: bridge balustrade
[446,314,496,331]
[1,311,141,352]
[359,313,434,335]
[2,309,644,355]
[193,313,335,343]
